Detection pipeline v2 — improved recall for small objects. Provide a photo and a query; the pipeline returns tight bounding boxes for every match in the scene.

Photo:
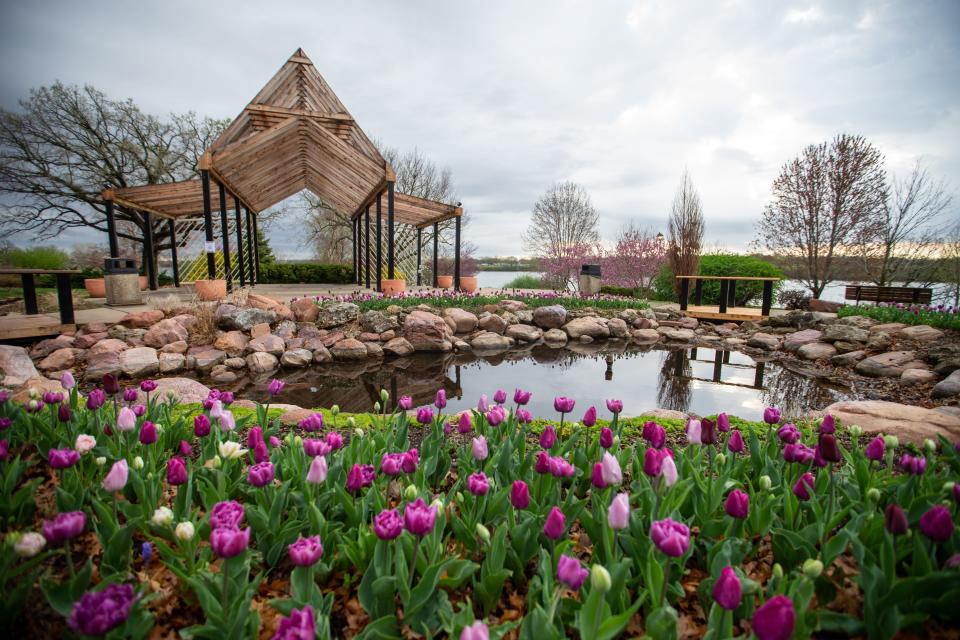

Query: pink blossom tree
[603,224,668,290]
[538,241,604,291]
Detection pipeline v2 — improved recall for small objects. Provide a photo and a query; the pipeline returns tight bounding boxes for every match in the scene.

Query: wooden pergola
[101,49,463,291]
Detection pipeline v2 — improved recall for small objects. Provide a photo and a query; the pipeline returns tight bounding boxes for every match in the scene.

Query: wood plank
[0,314,74,340]
[676,276,781,281]
[0,269,81,275]
[686,305,767,322]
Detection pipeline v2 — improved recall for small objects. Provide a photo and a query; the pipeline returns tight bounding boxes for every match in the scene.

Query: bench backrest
[844,286,933,304]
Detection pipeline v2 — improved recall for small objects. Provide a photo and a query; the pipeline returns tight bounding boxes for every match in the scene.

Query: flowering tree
[538,242,603,291]
[603,224,668,290]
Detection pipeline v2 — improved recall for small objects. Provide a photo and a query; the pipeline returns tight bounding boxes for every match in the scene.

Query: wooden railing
[676,275,780,316]
[0,269,80,325]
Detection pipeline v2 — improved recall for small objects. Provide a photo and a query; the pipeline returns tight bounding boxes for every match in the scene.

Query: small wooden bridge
[676,275,780,322]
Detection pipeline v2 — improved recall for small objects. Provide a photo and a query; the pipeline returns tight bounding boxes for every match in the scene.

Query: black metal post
[416,228,423,286]
[245,208,255,285]
[432,222,439,287]
[718,280,729,313]
[387,181,395,279]
[375,192,382,292]
[694,279,703,305]
[218,182,232,292]
[754,361,766,388]
[234,197,246,287]
[352,216,358,284]
[761,280,773,317]
[364,205,371,289]
[727,279,737,308]
[55,274,75,325]
[201,170,215,279]
[21,274,38,314]
[105,199,119,259]
[143,212,157,290]
[679,278,690,311]
[168,220,181,288]
[251,212,261,284]
[712,348,723,382]
[454,215,461,290]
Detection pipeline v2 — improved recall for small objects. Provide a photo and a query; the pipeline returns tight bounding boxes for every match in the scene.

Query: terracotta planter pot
[194,279,227,301]
[138,276,148,290]
[460,276,478,293]
[380,278,406,296]
[436,275,453,289]
[84,278,106,298]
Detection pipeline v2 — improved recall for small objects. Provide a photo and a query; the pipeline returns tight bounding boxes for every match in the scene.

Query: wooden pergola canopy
[104,49,461,227]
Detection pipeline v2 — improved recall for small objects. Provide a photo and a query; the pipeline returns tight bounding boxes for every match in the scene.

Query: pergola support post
[364,206,371,289]
[105,199,119,259]
[416,228,423,286]
[201,170,216,279]
[251,213,261,284]
[143,212,157,290]
[432,222,439,288]
[218,182,233,292]
[168,219,180,288]
[454,215,461,291]
[387,181,395,280]
[352,217,358,285]
[234,197,246,287]
[375,192,382,292]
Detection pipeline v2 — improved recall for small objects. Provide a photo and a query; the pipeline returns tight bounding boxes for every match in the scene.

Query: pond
[221,345,857,422]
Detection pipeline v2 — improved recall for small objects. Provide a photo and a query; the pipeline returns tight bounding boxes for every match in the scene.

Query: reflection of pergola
[100,49,463,291]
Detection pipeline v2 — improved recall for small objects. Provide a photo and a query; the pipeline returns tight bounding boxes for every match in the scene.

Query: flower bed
[837,302,960,330]
[292,289,650,312]
[1,374,959,638]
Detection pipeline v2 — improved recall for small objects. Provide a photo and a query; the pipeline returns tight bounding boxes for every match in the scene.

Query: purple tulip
[556,554,588,590]
[477,394,489,413]
[486,405,506,426]
[820,414,835,434]
[60,370,76,390]
[268,379,285,396]
[650,518,690,557]
[608,492,630,529]
[777,423,800,444]
[194,414,211,438]
[700,418,717,445]
[899,454,927,475]
[864,437,885,461]
[253,439,269,464]
[763,407,781,425]
[248,461,275,487]
[404,498,437,537]
[553,396,575,414]
[493,389,507,404]
[381,453,404,476]
[516,408,533,424]
[179,440,193,457]
[514,389,532,405]
[472,436,488,461]
[717,412,730,432]
[646,422,666,449]
[416,407,434,425]
[273,604,315,640]
[540,425,556,449]
[435,389,447,409]
[606,398,623,414]
[793,473,815,501]
[58,404,72,423]
[102,459,128,492]
[167,457,187,485]
[954,484,960,506]
[599,427,614,449]
[0,417,10,430]
[885,503,908,535]
[783,443,815,464]
[299,413,324,433]
[724,489,749,519]
[752,595,795,640]
[510,480,530,509]
[374,509,404,540]
[535,450,550,474]
[548,456,575,478]
[582,406,597,427]
[919,505,954,543]
[817,434,841,463]
[269,435,281,448]
[402,449,419,473]
[67,583,135,636]
[43,511,86,544]
[643,448,664,477]
[303,439,331,457]
[133,404,146,418]
[86,388,106,411]
[0,439,7,461]
[325,432,344,450]
[591,462,608,489]
[210,500,245,529]
[139,421,157,445]
[288,535,324,566]
[102,373,120,395]
[712,566,742,611]
[727,429,745,454]
[460,620,489,640]
[543,506,566,540]
[49,447,80,469]
[346,464,375,492]
[140,379,157,393]
[398,395,413,411]
[122,389,138,403]
[457,412,472,434]
[468,472,490,496]
[220,392,234,405]
[210,526,251,558]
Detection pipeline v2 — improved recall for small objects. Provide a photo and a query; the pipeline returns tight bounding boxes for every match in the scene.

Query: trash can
[579,264,602,295]
[104,258,143,306]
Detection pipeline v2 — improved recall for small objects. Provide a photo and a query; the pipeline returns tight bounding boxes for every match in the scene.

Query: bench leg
[21,274,38,314]
[718,280,728,314]
[55,274,75,325]
[679,278,689,311]
[761,281,773,316]
[694,279,703,305]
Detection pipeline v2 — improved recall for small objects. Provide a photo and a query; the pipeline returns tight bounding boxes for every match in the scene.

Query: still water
[229,345,854,422]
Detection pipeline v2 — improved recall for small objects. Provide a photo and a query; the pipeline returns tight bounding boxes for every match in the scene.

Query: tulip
[752,595,795,640]
[516,408,533,424]
[472,436,488,461]
[298,413,323,432]
[346,464,375,492]
[884,503,908,535]
[645,422,666,449]
[763,407,781,425]
[210,526,250,558]
[175,522,194,545]
[468,472,490,496]
[218,441,248,460]
[252,439,269,464]
[553,396,575,414]
[582,406,597,427]
[140,379,157,393]
[539,506,567,541]
[49,448,80,469]
[133,404,147,418]
[67,583,136,636]
[608,492,630,529]
[724,489,749,519]
[218,410,236,432]
[540,425,556,449]
[514,389,532,405]
[511,480,530,509]
[381,453,403,476]
[167,457,187,485]
[102,459,128,491]
[820,414,835,434]
[74,434,96,455]
[179,440,193,457]
[548,456,575,478]
[727,429,745,454]
[716,412,730,432]
[86,388,106,411]
[535,450,550,474]
[643,448,663,477]
[59,370,76,390]
[556,554,588,590]
[777,423,800,444]
[919,505,954,543]
[268,379,285,396]
[700,417,717,445]
[210,500,245,529]
[194,414,211,438]
[306,455,328,484]
[591,462,607,488]
[899,454,927,475]
[712,566,742,610]
[606,398,623,414]
[404,498,437,537]
[274,605,316,640]
[14,532,46,557]
[486,405,506,426]
[374,508,404,540]
[132,456,144,470]
[416,407,434,425]
[492,388,507,405]
[458,412,472,434]
[57,404,72,423]
[595,427,613,450]
[460,621,489,640]
[116,407,136,432]
[600,452,622,485]
[661,454,678,486]
[248,461,275,487]
[139,421,157,445]
[817,433,841,463]
[325,432,344,449]
[783,443,815,464]
[803,558,824,578]
[288,535,324,566]
[792,473,815,501]
[477,394,489,413]
[42,511,86,544]
[152,506,174,527]
[650,518,690,557]
[398,395,413,410]
[434,389,447,409]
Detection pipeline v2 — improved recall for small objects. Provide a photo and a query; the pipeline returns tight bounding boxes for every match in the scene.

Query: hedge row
[258,262,354,284]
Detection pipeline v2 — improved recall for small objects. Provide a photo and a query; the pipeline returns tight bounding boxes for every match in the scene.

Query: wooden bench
[676,275,780,319]
[844,285,932,305]
[0,269,80,325]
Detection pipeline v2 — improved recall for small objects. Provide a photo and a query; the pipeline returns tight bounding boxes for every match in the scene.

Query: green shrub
[599,285,652,299]
[652,254,783,305]
[502,274,548,289]
[0,246,70,270]
[260,262,354,284]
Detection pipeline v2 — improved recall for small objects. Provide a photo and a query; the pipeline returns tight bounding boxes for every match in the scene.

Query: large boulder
[470,332,513,351]
[0,345,39,387]
[216,304,277,331]
[383,337,415,357]
[246,352,279,374]
[822,324,870,344]
[607,318,630,339]
[291,298,320,323]
[632,329,661,342]
[563,317,609,340]
[89,339,128,358]
[797,342,838,361]
[143,318,189,348]
[855,351,919,377]
[932,370,960,399]
[533,305,568,329]
[137,377,211,405]
[506,324,543,343]
[38,347,81,371]
[330,338,368,361]
[214,331,249,357]
[360,310,399,334]
[747,332,780,350]
[900,368,937,385]
[869,322,907,335]
[119,347,159,377]
[159,353,186,374]
[663,328,697,343]
[403,310,453,351]
[248,334,285,356]
[120,310,164,328]
[30,335,75,358]
[783,329,822,352]
[443,308,479,334]
[189,347,226,373]
[543,328,569,346]
[317,302,360,329]
[899,325,944,342]
[819,400,960,445]
[281,349,313,367]
[478,314,508,334]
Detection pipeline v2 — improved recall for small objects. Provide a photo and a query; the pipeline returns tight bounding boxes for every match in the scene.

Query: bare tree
[522,181,599,261]
[855,161,952,287]
[756,133,887,298]
[0,82,227,273]
[667,170,705,295]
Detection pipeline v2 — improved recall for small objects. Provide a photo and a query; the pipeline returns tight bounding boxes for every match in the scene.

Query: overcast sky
[1,0,958,259]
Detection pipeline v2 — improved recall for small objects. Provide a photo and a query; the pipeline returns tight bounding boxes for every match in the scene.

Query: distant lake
[477,271,543,288]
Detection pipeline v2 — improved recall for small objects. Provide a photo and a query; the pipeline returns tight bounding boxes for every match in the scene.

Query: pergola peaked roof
[107,49,460,228]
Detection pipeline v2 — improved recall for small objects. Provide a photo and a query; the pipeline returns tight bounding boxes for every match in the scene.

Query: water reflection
[226,345,853,422]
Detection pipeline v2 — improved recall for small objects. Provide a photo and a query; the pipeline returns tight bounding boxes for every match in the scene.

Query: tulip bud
[802,558,823,578]
[456,491,464,504]
[374,402,381,413]
[293,435,303,447]
[175,521,195,542]
[155,423,165,435]
[487,477,496,490]
[151,506,174,527]
[740,577,760,595]
[475,523,491,544]
[205,455,222,469]
[95,456,107,466]
[715,453,727,466]
[28,388,39,400]
[866,488,881,503]
[883,435,899,449]
[347,417,356,428]
[133,456,144,470]
[924,439,936,454]
[380,389,389,405]
[404,484,419,501]
[848,424,862,438]
[591,565,612,592]
[759,475,772,491]
[354,428,364,438]
[612,436,621,448]
[431,498,444,511]
[331,405,340,416]
[772,563,783,579]
[944,481,956,494]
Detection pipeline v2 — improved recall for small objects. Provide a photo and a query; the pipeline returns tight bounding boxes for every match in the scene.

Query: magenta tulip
[884,503,908,535]
[374,509,403,540]
[273,604,315,640]
[919,505,954,543]
[556,554,588,590]
[288,535,324,566]
[540,425,556,449]
[139,421,157,445]
[793,473,815,501]
[510,480,530,509]
[763,407,781,425]
[543,506,566,539]
[717,412,730,432]
[435,389,447,409]
[166,457,187,485]
[591,462,607,489]
[398,395,413,410]
[404,498,437,537]
[727,429,745,454]
[49,448,80,469]
[468,472,490,496]
[210,500,245,529]
[416,407,434,425]
[210,526,250,558]
[712,566,742,611]
[643,448,664,477]
[43,511,86,544]
[650,518,690,557]
[553,396,575,414]
[493,389,507,404]
[194,414,211,438]
[599,427,614,449]
[514,389,532,405]
[582,406,597,427]
[752,595,795,640]
[724,489,749,519]
[606,398,623,414]
[864,437,885,461]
